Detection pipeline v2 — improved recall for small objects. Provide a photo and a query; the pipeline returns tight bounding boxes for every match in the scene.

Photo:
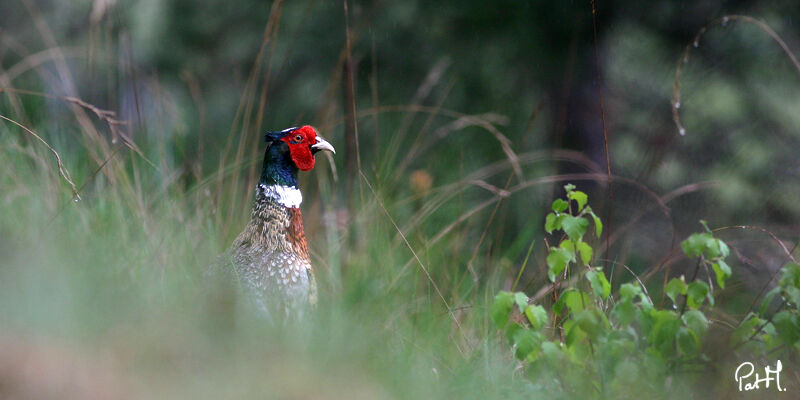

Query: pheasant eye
[294,134,304,142]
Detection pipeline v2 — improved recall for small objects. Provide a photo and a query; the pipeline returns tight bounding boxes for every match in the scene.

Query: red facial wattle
[282,125,317,171]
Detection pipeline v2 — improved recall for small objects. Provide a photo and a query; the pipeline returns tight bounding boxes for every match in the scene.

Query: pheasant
[223,125,334,319]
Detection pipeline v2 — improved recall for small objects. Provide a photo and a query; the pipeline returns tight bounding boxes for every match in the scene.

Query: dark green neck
[259,141,299,188]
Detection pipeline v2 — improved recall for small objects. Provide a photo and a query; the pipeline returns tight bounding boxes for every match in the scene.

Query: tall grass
[0,4,545,398]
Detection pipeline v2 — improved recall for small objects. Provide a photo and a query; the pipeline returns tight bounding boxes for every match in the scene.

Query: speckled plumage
[228,185,317,318]
[214,125,333,320]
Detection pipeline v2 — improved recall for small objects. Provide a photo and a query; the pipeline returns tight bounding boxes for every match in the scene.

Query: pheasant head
[261,125,334,185]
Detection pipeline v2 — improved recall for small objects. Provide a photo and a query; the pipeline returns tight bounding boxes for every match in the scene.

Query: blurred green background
[1,0,800,398]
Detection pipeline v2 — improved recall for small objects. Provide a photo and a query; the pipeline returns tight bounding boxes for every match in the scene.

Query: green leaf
[524,305,548,330]
[760,287,782,315]
[544,213,559,233]
[504,322,522,343]
[563,319,587,347]
[648,310,681,354]
[772,311,800,345]
[619,283,642,302]
[563,183,576,193]
[490,291,514,328]
[730,314,761,346]
[540,341,563,362]
[551,198,568,213]
[665,278,686,307]
[682,310,709,337]
[567,190,588,211]
[553,290,590,316]
[514,292,529,311]
[611,300,635,326]
[546,248,573,282]
[762,323,781,351]
[574,310,601,337]
[576,241,593,265]
[716,239,730,258]
[712,260,732,289]
[686,281,710,309]
[680,227,730,260]
[560,215,589,241]
[762,321,777,338]
[704,237,728,259]
[512,329,543,360]
[676,327,699,355]
[779,262,800,289]
[785,286,800,307]
[564,290,590,314]
[553,292,569,316]
[586,268,611,300]
[589,211,603,238]
[637,308,656,337]
[680,232,713,258]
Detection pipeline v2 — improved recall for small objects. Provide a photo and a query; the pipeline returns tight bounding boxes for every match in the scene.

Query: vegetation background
[1,0,799,398]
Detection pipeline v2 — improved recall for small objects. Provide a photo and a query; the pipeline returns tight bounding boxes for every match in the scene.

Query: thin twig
[0,115,80,199]
[511,239,536,292]
[0,87,155,169]
[673,15,800,137]
[591,1,613,287]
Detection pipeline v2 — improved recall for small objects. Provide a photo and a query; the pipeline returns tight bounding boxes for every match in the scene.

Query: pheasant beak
[311,136,336,154]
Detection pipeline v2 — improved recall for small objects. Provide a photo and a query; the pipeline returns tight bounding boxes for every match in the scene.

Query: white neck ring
[259,184,303,208]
